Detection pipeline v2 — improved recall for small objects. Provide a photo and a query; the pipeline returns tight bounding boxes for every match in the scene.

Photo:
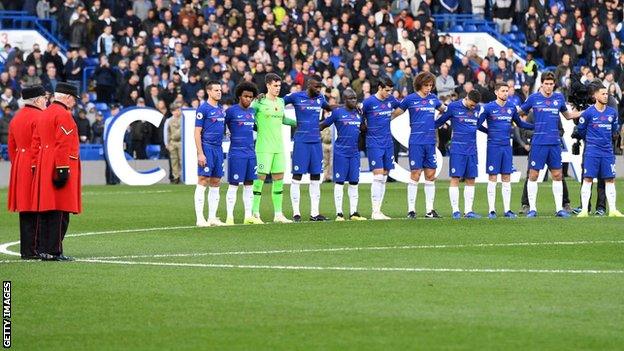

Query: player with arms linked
[517,72,581,218]
[194,81,226,227]
[320,88,366,221]
[284,76,332,222]
[435,90,483,219]
[392,72,447,219]
[576,84,623,217]
[478,82,534,218]
[362,77,401,220]
[224,82,263,225]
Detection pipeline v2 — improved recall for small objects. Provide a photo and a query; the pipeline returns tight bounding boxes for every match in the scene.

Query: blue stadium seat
[88,92,97,102]
[450,25,463,32]
[95,102,109,112]
[85,57,99,66]
[476,24,490,32]
[516,32,526,42]
[505,33,517,42]
[145,144,161,159]
[0,144,8,161]
[510,25,519,33]
[465,24,478,32]
[79,144,105,161]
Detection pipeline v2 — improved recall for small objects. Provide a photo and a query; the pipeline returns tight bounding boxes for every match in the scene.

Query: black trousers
[521,172,570,207]
[19,212,40,257]
[39,211,70,256]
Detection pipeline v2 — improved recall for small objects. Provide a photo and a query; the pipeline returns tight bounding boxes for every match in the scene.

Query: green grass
[1,181,623,350]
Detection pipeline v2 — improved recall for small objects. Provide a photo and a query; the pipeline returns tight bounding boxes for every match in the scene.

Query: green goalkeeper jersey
[252,97,286,154]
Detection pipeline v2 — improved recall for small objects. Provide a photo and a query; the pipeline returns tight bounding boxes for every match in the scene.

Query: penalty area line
[76,259,624,275]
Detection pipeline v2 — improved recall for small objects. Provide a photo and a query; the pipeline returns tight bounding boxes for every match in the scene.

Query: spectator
[97,25,115,56]
[42,44,64,78]
[92,112,105,144]
[69,14,89,50]
[21,65,43,89]
[166,102,182,184]
[435,63,455,98]
[1,88,19,112]
[75,109,92,144]
[25,47,44,76]
[64,49,84,93]
[93,55,116,103]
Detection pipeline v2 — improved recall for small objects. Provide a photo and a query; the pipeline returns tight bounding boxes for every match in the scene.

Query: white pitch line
[82,190,174,195]
[83,240,624,261]
[76,259,624,275]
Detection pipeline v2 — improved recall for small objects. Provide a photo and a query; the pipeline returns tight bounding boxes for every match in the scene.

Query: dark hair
[265,73,282,85]
[413,72,435,91]
[378,76,394,89]
[495,82,508,91]
[541,71,556,83]
[467,90,481,103]
[206,80,221,90]
[305,74,322,87]
[235,81,258,98]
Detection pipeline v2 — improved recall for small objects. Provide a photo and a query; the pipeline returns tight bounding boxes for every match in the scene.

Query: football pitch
[1,181,623,350]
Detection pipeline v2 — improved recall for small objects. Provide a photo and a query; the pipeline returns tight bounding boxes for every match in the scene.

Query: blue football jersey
[225,104,255,157]
[577,105,619,157]
[195,102,225,147]
[362,94,400,148]
[284,91,329,143]
[478,100,534,146]
[520,92,568,145]
[399,92,442,145]
[435,100,480,155]
[321,107,362,156]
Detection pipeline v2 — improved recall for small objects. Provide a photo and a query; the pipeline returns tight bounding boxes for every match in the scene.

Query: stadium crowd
[0,0,623,160]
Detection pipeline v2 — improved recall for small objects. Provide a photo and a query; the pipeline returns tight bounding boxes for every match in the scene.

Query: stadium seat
[476,24,490,32]
[510,25,519,33]
[88,92,97,102]
[505,33,517,42]
[95,103,109,112]
[79,144,105,161]
[516,32,526,42]
[465,24,478,32]
[145,144,161,159]
[0,144,8,161]
[450,25,463,32]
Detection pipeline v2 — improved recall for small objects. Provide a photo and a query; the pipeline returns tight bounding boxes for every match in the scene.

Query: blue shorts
[198,146,224,178]
[333,153,360,183]
[367,146,395,171]
[292,142,323,175]
[228,154,257,184]
[449,153,478,178]
[486,145,513,175]
[409,144,437,170]
[529,144,562,170]
[583,154,616,179]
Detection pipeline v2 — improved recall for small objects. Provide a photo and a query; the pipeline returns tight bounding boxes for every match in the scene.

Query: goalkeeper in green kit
[251,73,296,223]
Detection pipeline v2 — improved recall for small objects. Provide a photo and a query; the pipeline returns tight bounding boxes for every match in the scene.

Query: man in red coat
[32,82,81,261]
[7,86,48,259]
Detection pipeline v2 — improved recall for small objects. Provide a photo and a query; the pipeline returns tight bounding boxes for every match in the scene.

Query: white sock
[194,184,207,223]
[552,180,563,212]
[290,179,301,216]
[371,174,384,213]
[407,181,418,213]
[334,183,344,214]
[502,182,512,213]
[527,180,538,211]
[208,186,220,220]
[243,185,253,218]
[606,182,617,211]
[464,185,475,213]
[449,186,460,213]
[348,184,359,215]
[424,180,435,212]
[381,175,388,207]
[310,180,321,217]
[581,181,592,212]
[226,184,238,219]
[487,181,496,212]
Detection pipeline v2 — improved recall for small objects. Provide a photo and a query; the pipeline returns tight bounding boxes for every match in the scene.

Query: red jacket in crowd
[7,105,43,212]
[31,101,82,214]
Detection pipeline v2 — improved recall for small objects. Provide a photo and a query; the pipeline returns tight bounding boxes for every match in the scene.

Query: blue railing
[0,11,67,52]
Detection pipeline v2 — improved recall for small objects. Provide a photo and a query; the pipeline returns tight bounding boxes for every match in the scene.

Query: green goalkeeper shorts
[256,152,285,175]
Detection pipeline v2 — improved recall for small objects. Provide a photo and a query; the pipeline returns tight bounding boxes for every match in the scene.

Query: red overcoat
[7,105,42,212]
[31,101,82,214]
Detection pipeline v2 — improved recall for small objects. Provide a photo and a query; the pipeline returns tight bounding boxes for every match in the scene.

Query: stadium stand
[0,0,623,162]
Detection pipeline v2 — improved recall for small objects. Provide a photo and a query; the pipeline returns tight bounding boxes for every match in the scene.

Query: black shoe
[425,210,441,218]
[21,255,40,260]
[335,213,345,221]
[56,255,75,261]
[39,253,58,261]
[310,214,328,221]
[407,211,416,219]
[293,214,302,222]
[520,205,530,215]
